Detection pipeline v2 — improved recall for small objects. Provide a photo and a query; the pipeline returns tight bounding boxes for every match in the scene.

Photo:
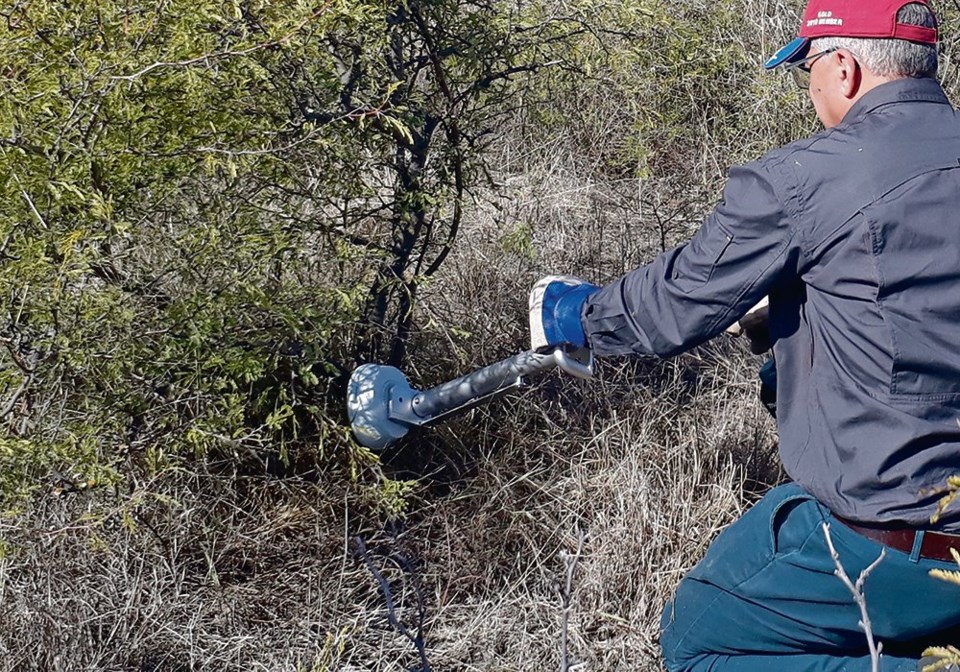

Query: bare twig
[109,6,331,82]
[559,529,587,672]
[354,536,432,672]
[822,522,886,672]
[10,172,48,230]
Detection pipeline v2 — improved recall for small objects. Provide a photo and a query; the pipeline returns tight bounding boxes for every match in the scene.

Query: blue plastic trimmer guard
[347,347,593,450]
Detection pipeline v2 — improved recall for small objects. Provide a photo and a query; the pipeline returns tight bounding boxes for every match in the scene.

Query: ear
[836,49,861,99]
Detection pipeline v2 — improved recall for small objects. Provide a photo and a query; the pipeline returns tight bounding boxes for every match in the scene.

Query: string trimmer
[347,347,594,449]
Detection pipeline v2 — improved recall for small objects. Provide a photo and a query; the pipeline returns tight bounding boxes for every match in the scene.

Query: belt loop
[910,530,925,563]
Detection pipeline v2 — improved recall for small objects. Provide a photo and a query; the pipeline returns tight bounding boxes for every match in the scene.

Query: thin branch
[467,60,562,98]
[109,6,331,82]
[354,536,432,672]
[10,172,48,230]
[822,522,885,672]
[0,372,33,420]
[559,530,587,672]
[199,102,394,157]
[1,339,36,375]
[332,226,385,252]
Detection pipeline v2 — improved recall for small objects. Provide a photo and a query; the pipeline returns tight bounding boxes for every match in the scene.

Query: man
[529,0,960,670]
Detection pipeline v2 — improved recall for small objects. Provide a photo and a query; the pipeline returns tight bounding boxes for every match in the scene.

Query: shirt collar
[842,77,950,126]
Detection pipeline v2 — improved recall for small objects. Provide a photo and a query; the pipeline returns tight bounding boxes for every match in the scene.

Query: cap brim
[764,37,809,70]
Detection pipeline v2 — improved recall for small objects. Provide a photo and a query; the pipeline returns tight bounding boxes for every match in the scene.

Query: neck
[835,73,906,125]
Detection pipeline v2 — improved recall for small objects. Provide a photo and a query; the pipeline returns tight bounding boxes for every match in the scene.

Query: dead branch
[559,529,587,672]
[354,536,432,672]
[822,522,885,672]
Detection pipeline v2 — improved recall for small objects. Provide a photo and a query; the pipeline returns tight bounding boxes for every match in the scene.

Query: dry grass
[402,347,777,672]
[0,474,362,670]
[0,186,778,670]
[386,118,782,669]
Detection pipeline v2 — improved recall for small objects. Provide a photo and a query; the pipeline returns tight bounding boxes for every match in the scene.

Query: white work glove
[726,297,771,354]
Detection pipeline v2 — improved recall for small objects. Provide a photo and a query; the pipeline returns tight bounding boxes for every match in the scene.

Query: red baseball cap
[765,0,938,69]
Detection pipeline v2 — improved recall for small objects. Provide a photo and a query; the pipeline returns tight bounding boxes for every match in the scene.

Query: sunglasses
[784,47,839,88]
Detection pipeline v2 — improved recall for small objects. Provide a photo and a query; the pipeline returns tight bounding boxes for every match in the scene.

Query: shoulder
[754,126,851,179]
[717,136,824,223]
[745,125,869,216]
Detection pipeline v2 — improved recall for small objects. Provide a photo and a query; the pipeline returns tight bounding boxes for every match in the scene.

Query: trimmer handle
[555,347,594,379]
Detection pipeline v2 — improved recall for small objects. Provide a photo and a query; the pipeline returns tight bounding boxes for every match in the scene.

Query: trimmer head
[346,363,418,450]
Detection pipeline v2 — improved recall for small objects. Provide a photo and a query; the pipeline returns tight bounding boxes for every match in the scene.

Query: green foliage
[361,477,420,519]
[0,0,609,505]
[923,477,960,669]
[519,0,814,183]
[501,223,535,258]
[7,0,953,513]
[0,435,110,507]
[0,1,379,499]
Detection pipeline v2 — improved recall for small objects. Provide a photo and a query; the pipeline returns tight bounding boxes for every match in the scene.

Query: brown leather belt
[833,515,960,563]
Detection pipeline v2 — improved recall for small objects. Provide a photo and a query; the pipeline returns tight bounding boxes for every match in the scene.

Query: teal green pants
[660,483,960,671]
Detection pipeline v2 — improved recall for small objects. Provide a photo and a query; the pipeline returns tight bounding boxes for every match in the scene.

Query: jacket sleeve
[582,160,802,357]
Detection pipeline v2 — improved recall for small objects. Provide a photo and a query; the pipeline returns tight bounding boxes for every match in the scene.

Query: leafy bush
[0,0,607,500]
[0,2,383,498]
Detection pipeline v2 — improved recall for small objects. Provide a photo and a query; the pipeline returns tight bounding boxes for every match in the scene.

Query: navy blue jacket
[583,77,960,530]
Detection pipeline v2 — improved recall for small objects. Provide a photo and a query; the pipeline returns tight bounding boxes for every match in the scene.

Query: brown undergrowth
[0,161,780,668]
[0,342,777,671]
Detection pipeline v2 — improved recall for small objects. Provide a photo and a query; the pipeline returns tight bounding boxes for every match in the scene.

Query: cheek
[808,86,837,127]
[809,85,824,112]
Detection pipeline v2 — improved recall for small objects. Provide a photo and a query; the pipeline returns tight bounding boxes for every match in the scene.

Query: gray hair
[810,2,937,78]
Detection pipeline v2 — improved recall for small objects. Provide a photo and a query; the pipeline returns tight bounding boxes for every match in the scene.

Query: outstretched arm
[582,161,802,358]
